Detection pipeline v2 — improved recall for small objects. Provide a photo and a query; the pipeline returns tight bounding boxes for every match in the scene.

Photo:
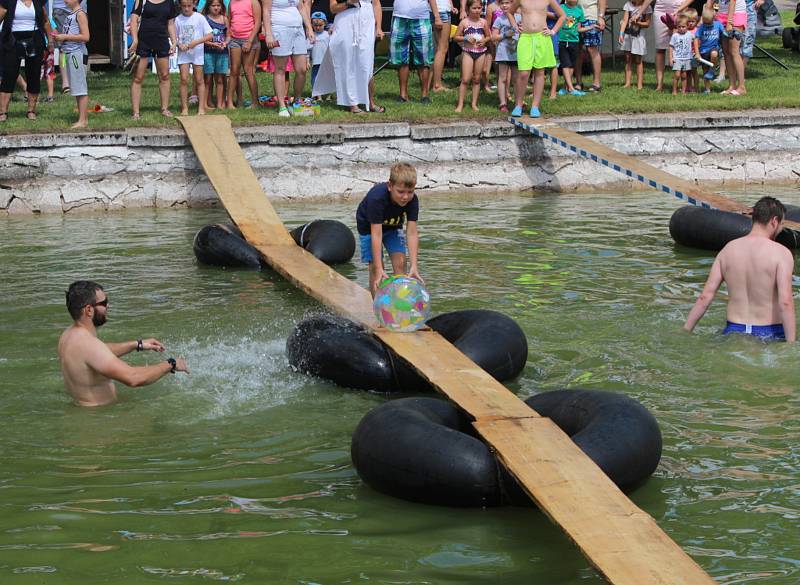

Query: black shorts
[558,41,580,69]
[136,31,171,59]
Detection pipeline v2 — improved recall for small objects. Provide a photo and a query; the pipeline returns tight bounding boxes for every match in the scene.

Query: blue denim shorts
[430,11,451,24]
[359,229,407,263]
[204,51,230,75]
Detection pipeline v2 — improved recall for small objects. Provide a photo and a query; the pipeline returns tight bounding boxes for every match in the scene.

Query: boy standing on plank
[507,0,565,118]
[356,163,423,296]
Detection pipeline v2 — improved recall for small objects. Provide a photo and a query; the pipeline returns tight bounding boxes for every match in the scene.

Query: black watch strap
[167,357,177,373]
[136,339,143,352]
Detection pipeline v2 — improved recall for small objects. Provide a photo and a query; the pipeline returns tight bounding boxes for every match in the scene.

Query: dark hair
[202,0,223,14]
[751,196,785,226]
[66,281,103,320]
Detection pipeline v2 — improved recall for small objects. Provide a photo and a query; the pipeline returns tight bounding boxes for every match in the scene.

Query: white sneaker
[278,107,291,118]
[713,76,725,84]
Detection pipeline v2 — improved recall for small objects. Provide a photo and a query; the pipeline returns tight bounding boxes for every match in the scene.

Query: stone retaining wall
[1,109,799,215]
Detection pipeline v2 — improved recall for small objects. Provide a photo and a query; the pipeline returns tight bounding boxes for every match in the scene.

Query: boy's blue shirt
[695,20,724,54]
[356,183,420,236]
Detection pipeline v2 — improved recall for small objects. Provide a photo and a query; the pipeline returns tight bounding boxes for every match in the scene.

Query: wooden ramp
[511,117,800,232]
[179,115,715,585]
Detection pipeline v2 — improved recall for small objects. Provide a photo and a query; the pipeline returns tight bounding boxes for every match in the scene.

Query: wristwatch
[167,357,177,373]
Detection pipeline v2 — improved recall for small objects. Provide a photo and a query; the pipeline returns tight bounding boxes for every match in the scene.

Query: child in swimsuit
[454,0,491,112]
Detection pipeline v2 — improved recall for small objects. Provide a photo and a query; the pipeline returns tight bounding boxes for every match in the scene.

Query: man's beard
[92,312,107,327]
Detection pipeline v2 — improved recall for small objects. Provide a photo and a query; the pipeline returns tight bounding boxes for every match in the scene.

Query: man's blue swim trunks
[723,321,786,340]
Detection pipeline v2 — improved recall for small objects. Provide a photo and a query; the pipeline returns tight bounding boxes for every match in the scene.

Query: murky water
[1,188,799,584]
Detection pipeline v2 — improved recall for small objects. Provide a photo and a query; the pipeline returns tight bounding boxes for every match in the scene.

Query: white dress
[312,0,375,107]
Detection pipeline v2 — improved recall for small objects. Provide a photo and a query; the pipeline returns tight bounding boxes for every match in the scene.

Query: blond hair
[681,7,698,20]
[676,14,689,25]
[389,163,417,188]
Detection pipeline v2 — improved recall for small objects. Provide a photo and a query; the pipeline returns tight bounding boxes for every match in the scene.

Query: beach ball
[373,275,431,332]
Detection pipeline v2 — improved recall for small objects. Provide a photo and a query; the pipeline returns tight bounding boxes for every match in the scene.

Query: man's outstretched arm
[684,257,724,333]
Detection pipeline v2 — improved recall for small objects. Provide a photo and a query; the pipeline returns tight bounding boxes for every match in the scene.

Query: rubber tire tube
[290,220,356,265]
[193,223,262,268]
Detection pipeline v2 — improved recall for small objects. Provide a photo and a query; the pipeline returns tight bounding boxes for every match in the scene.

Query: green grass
[1,13,798,134]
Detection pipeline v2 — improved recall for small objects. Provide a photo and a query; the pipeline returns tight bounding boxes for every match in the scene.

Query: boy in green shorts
[507,0,565,118]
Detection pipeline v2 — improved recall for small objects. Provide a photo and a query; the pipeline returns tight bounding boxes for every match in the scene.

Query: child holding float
[355,163,422,296]
[693,7,724,93]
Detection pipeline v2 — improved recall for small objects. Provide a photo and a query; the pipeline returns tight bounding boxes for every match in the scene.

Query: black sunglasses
[90,298,109,308]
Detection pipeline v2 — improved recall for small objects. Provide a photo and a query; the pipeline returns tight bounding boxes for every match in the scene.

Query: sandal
[588,85,602,92]
[0,112,6,122]
[161,109,174,118]
[350,106,366,114]
[62,87,71,94]
[26,110,37,120]
[370,104,386,113]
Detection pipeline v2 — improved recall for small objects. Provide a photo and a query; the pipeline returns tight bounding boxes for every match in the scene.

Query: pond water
[1,188,799,585]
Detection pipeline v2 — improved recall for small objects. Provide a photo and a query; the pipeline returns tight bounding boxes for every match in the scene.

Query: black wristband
[136,339,143,352]
[167,357,177,373]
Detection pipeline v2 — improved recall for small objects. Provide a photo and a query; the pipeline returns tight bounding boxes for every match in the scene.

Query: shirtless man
[507,0,564,118]
[683,197,796,342]
[58,281,189,406]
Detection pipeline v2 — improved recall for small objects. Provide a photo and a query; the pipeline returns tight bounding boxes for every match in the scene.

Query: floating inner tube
[351,396,529,507]
[351,389,662,507]
[669,205,800,251]
[193,223,262,269]
[286,310,528,392]
[289,220,356,265]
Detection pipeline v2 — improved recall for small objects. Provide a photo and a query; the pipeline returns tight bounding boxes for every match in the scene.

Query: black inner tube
[351,390,662,507]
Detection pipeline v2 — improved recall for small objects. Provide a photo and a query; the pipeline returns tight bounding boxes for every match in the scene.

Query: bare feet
[180,109,189,116]
[198,109,206,115]
[454,105,463,112]
[206,103,216,111]
[471,104,479,111]
[623,84,631,89]
[70,121,88,129]
[131,112,141,120]
[161,109,174,118]
[432,85,451,92]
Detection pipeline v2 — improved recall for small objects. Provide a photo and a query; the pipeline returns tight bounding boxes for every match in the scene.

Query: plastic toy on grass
[373,275,431,332]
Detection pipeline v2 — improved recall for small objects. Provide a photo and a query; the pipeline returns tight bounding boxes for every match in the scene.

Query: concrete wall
[1,110,799,215]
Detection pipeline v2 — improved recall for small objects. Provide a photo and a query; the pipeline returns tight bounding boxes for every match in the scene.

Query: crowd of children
[0,0,765,127]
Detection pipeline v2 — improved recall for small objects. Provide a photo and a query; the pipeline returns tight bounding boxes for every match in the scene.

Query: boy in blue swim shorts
[356,163,423,295]
[684,196,796,343]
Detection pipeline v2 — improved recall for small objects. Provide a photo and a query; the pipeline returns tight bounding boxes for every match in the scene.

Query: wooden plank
[475,417,715,585]
[511,117,800,232]
[181,116,295,247]
[178,115,716,585]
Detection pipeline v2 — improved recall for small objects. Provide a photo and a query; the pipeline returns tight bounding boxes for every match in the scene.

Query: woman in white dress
[312,0,384,113]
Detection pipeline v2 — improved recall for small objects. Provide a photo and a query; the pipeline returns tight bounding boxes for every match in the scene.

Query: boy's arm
[406,221,422,283]
[597,0,606,30]
[370,223,389,291]
[547,0,565,34]
[692,35,700,58]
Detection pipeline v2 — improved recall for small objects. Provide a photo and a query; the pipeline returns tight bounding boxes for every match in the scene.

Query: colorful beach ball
[373,275,431,332]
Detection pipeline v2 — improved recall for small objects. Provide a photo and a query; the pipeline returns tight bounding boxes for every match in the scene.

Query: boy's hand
[372,269,390,294]
[543,27,554,36]
[408,268,424,284]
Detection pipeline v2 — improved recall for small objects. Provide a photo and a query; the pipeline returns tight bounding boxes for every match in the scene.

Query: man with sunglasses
[58,280,189,406]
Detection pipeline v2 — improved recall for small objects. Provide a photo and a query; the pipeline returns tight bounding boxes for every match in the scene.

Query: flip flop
[26,110,37,120]
[161,109,174,118]
[370,104,386,113]
[131,113,141,120]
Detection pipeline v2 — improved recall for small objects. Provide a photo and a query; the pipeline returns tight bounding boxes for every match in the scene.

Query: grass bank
[0,12,797,134]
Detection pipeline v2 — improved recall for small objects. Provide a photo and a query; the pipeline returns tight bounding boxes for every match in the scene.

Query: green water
[1,189,799,584]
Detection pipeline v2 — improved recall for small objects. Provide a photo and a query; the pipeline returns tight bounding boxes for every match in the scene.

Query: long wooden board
[511,117,800,232]
[179,115,715,585]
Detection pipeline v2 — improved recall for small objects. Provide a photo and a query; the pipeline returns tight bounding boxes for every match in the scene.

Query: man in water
[58,281,189,406]
[683,196,796,342]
